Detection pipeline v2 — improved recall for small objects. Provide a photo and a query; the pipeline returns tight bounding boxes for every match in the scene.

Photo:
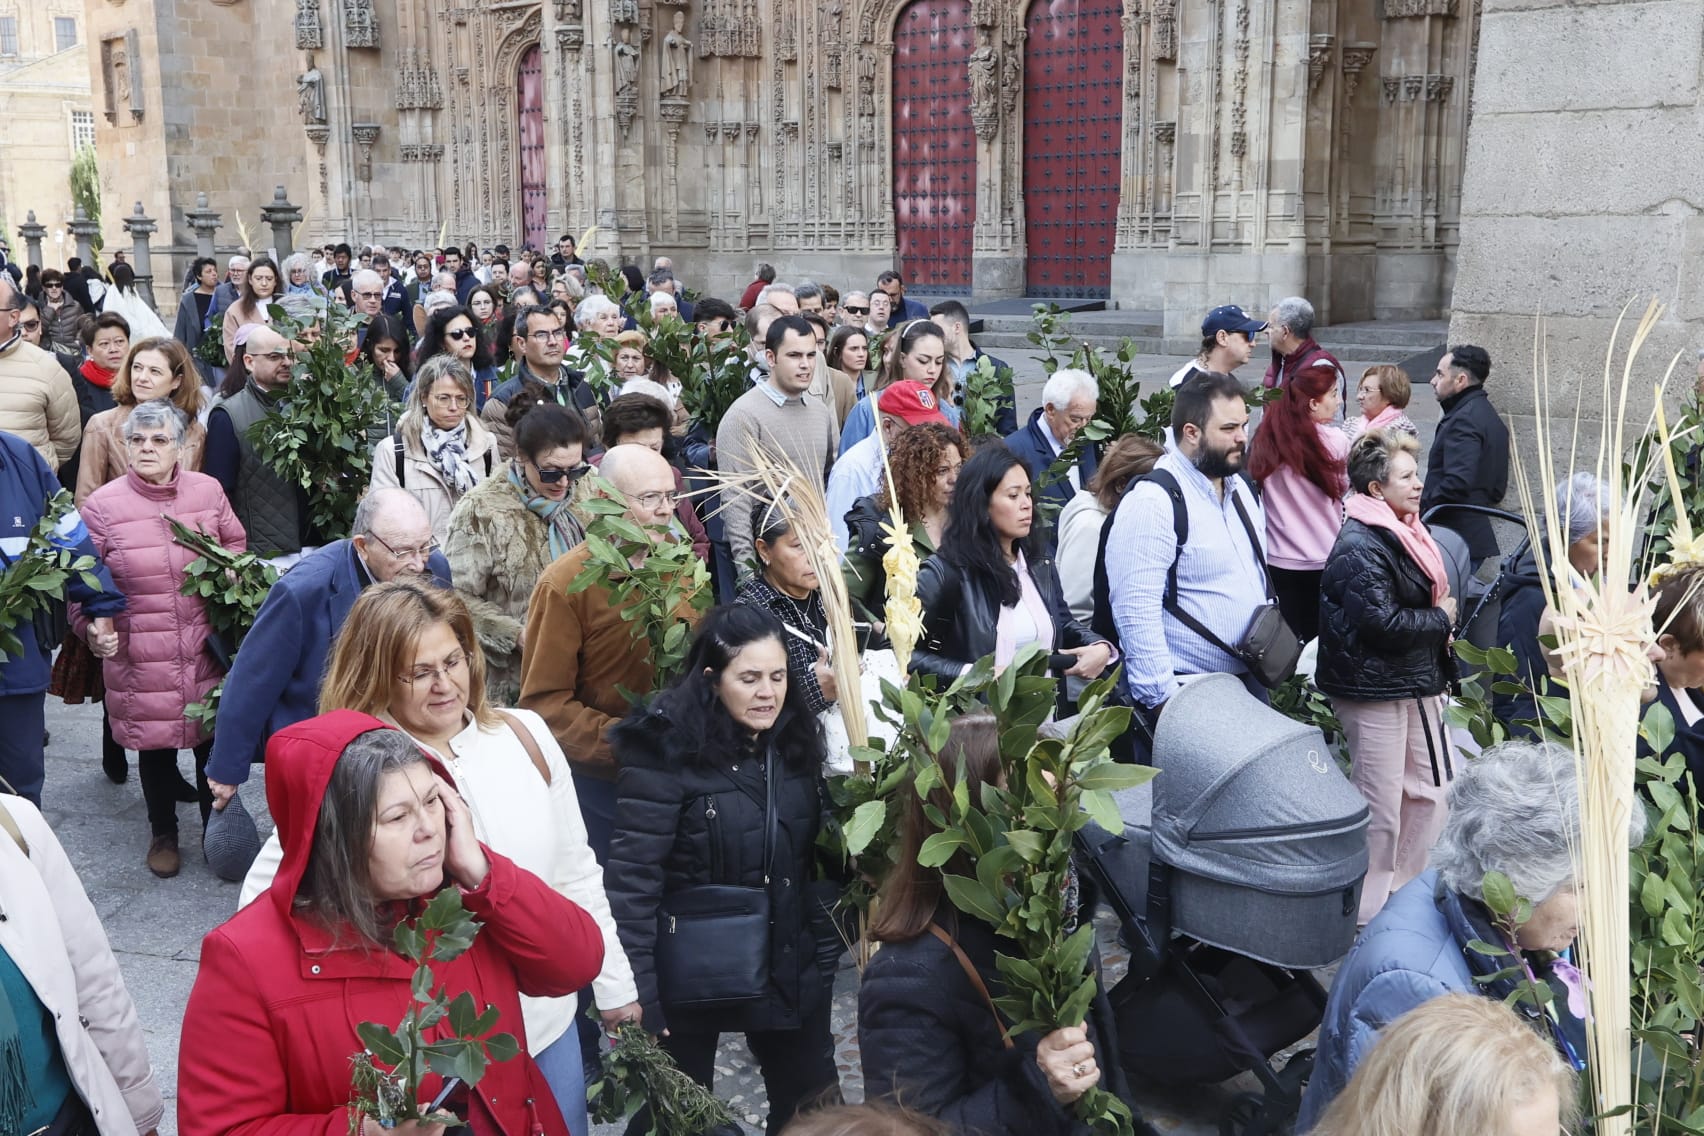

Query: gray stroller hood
[1147,673,1371,967]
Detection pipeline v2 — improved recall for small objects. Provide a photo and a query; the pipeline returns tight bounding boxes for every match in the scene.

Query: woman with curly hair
[414,303,498,408]
[1246,362,1348,637]
[842,422,967,635]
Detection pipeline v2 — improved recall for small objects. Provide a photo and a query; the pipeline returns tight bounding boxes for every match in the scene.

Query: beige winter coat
[367,413,498,545]
[0,337,80,469]
[0,797,165,1135]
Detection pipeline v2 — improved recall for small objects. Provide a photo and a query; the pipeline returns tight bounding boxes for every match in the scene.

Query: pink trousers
[1332,694,1453,925]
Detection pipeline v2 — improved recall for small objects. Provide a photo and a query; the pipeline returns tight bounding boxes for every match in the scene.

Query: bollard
[123,202,158,310]
[259,187,302,261]
[185,192,221,261]
[17,212,45,269]
[67,205,99,266]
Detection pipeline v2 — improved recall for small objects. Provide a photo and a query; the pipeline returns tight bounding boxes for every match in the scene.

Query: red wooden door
[1023,0,1124,297]
[892,0,977,290]
[517,45,547,251]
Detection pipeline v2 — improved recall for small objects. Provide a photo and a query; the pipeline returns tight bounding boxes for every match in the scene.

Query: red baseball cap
[877,380,949,426]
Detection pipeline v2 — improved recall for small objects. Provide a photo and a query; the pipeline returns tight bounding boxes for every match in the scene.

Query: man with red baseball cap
[826,379,951,550]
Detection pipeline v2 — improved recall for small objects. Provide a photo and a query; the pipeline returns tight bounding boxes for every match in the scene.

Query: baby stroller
[1422,503,1530,651]
[1076,674,1370,1136]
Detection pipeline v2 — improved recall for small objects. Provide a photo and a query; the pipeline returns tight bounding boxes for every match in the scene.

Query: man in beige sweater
[715,313,839,578]
[0,275,79,470]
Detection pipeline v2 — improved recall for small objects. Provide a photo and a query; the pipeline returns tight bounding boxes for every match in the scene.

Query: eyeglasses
[630,489,680,511]
[366,532,439,562]
[125,434,176,448]
[18,319,41,333]
[398,649,466,686]
[44,283,62,291]
[353,289,383,300]
[430,393,471,408]
[248,350,291,361]
[533,461,590,485]
[444,327,477,341]
[526,328,568,343]
[842,305,869,316]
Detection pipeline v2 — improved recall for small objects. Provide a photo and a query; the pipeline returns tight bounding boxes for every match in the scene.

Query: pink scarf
[1344,492,1450,604]
[994,552,1056,667]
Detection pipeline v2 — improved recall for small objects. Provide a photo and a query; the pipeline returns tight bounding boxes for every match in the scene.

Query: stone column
[17,212,45,269]
[184,193,221,260]
[122,202,159,310]
[67,206,99,266]
[259,187,304,261]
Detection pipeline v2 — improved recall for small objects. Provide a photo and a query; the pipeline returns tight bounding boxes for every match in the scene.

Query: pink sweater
[1261,423,1348,571]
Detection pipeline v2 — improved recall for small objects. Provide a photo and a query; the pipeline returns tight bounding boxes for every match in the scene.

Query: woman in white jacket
[0,795,165,1136]
[238,581,638,1136]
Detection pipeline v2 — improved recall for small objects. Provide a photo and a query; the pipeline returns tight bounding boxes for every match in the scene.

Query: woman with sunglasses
[369,354,498,546]
[414,303,498,407]
[445,397,592,704]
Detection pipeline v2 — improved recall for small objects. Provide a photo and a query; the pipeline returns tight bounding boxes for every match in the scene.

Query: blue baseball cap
[1202,305,1266,337]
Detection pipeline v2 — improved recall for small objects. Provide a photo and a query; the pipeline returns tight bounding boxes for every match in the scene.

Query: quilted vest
[217,383,304,556]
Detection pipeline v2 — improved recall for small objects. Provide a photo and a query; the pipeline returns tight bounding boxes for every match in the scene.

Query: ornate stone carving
[1380,0,1457,16]
[297,56,326,122]
[1382,76,1401,103]
[660,10,692,96]
[344,0,377,48]
[100,31,144,124]
[823,0,843,86]
[397,49,444,109]
[1153,120,1176,146]
[1403,74,1424,100]
[554,0,581,20]
[1307,34,1334,96]
[1001,44,1022,117]
[611,0,638,23]
[613,26,640,136]
[304,124,330,151]
[1340,43,1377,102]
[295,0,323,50]
[1426,74,1454,102]
[351,123,379,180]
[856,48,876,117]
[1151,0,1177,61]
[969,28,999,141]
[659,98,688,124]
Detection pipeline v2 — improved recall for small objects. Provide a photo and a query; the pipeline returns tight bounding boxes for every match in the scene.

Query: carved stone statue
[969,29,998,118]
[613,26,641,99]
[297,56,326,123]
[612,0,640,23]
[295,0,323,50]
[660,11,693,97]
[344,0,378,49]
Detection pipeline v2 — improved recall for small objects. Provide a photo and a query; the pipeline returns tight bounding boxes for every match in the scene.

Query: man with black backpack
[1096,371,1275,721]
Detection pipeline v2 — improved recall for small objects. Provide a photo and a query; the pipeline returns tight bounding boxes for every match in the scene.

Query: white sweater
[239,708,637,1051]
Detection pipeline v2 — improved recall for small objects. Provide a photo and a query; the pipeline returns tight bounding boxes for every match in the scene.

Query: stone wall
[1449,0,1704,418]
[0,3,91,260]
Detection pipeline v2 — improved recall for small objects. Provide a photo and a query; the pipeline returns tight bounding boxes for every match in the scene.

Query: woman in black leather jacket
[912,443,1114,684]
[605,604,840,1132]
[1317,429,1458,926]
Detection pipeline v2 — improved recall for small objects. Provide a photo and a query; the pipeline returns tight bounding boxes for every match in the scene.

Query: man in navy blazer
[1003,367,1101,554]
[204,488,452,805]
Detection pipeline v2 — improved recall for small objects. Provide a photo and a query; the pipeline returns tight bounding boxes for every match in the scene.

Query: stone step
[976,316,1446,363]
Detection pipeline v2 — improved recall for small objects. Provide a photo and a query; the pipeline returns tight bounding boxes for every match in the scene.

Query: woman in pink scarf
[1346,364,1420,443]
[1315,430,1458,924]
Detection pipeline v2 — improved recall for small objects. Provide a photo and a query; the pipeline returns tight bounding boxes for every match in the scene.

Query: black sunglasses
[445,327,477,341]
[534,461,591,485]
[843,305,870,315]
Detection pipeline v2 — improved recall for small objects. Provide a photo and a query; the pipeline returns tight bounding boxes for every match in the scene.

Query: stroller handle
[1420,503,1528,528]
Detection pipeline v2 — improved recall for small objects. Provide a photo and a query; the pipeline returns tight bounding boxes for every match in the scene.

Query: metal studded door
[1023,0,1124,297]
[517,45,548,252]
[892,0,977,290]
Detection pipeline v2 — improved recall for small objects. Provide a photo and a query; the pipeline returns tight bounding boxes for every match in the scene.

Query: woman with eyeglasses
[220,256,281,363]
[370,354,497,546]
[76,398,246,877]
[414,303,498,408]
[445,398,591,705]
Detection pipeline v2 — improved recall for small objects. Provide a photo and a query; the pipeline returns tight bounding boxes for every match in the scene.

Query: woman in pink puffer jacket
[75,399,246,879]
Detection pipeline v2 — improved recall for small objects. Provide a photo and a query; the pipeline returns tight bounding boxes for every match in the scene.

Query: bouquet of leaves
[248,300,394,540]
[169,518,278,729]
[0,489,103,659]
[961,354,1017,440]
[347,891,521,1133]
[566,476,712,692]
[193,328,228,370]
[588,1022,736,1136]
[630,294,753,435]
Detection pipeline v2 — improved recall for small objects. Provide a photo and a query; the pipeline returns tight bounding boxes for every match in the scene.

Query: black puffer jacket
[605,702,828,1036]
[1316,517,1454,700]
[859,909,1142,1136]
[913,551,1106,684]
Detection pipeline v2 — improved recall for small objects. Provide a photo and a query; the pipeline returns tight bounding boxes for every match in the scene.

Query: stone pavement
[37,342,1443,1136]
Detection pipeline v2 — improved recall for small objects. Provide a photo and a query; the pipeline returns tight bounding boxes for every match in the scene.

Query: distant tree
[69,146,103,254]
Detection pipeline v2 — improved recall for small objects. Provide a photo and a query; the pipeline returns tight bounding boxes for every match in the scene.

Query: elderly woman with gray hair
[368,353,498,545]
[1494,471,1611,734]
[76,398,247,877]
[1295,738,1633,1130]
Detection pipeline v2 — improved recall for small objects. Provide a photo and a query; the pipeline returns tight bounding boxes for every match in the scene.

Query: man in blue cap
[1168,304,1268,388]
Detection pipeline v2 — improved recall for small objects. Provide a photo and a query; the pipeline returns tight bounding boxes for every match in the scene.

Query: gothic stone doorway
[517,44,547,253]
[892,0,977,290]
[1023,0,1124,298]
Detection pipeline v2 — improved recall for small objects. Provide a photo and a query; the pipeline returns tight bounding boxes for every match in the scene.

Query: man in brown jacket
[519,443,701,859]
[0,275,79,470]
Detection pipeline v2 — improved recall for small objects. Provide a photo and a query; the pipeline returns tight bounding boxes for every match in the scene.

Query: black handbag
[653,747,778,1009]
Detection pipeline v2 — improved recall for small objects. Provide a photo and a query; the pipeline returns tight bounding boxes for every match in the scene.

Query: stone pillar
[259,187,303,261]
[122,202,159,311]
[17,213,45,270]
[68,206,99,266]
[184,193,221,260]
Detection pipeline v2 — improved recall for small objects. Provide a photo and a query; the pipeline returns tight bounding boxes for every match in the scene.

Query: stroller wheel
[1219,1092,1268,1136]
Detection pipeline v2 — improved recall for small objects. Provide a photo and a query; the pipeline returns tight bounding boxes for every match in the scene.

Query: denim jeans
[533,1024,588,1136]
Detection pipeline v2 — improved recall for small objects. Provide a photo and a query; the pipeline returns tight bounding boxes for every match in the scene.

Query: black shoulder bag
[654,746,778,1009]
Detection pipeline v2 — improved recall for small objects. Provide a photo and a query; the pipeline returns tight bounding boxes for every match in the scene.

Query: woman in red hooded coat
[176,710,605,1136]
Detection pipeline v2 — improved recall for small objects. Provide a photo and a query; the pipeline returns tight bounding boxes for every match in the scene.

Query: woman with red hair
[1247,363,1348,638]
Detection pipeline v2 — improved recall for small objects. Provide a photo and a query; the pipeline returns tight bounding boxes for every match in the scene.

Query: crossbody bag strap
[926,924,1014,1050]
[0,797,27,856]
[1150,469,1244,659]
[495,709,551,785]
[1227,486,1276,602]
[761,743,779,886]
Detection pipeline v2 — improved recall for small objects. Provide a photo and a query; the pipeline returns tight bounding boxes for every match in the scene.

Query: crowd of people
[0,232,1631,1136]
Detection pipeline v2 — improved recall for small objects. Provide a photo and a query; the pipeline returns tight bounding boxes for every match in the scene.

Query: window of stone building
[70,110,94,153]
[54,16,77,52]
[0,17,18,57]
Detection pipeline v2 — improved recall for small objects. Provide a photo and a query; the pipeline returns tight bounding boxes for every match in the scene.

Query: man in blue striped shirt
[1106,371,1269,711]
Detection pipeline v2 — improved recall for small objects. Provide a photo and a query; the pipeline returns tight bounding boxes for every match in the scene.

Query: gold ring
[1073,1061,1088,1078]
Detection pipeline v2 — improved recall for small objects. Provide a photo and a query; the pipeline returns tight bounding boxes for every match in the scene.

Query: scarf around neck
[80,357,116,389]
[422,420,475,494]
[1344,491,1449,604]
[509,462,584,559]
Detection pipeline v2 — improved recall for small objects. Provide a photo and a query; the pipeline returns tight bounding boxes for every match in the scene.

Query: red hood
[263,710,410,923]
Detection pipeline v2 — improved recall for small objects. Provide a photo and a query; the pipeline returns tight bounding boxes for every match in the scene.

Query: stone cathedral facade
[81,0,1477,332]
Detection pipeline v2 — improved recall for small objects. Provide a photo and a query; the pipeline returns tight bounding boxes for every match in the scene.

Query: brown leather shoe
[146,834,181,878]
